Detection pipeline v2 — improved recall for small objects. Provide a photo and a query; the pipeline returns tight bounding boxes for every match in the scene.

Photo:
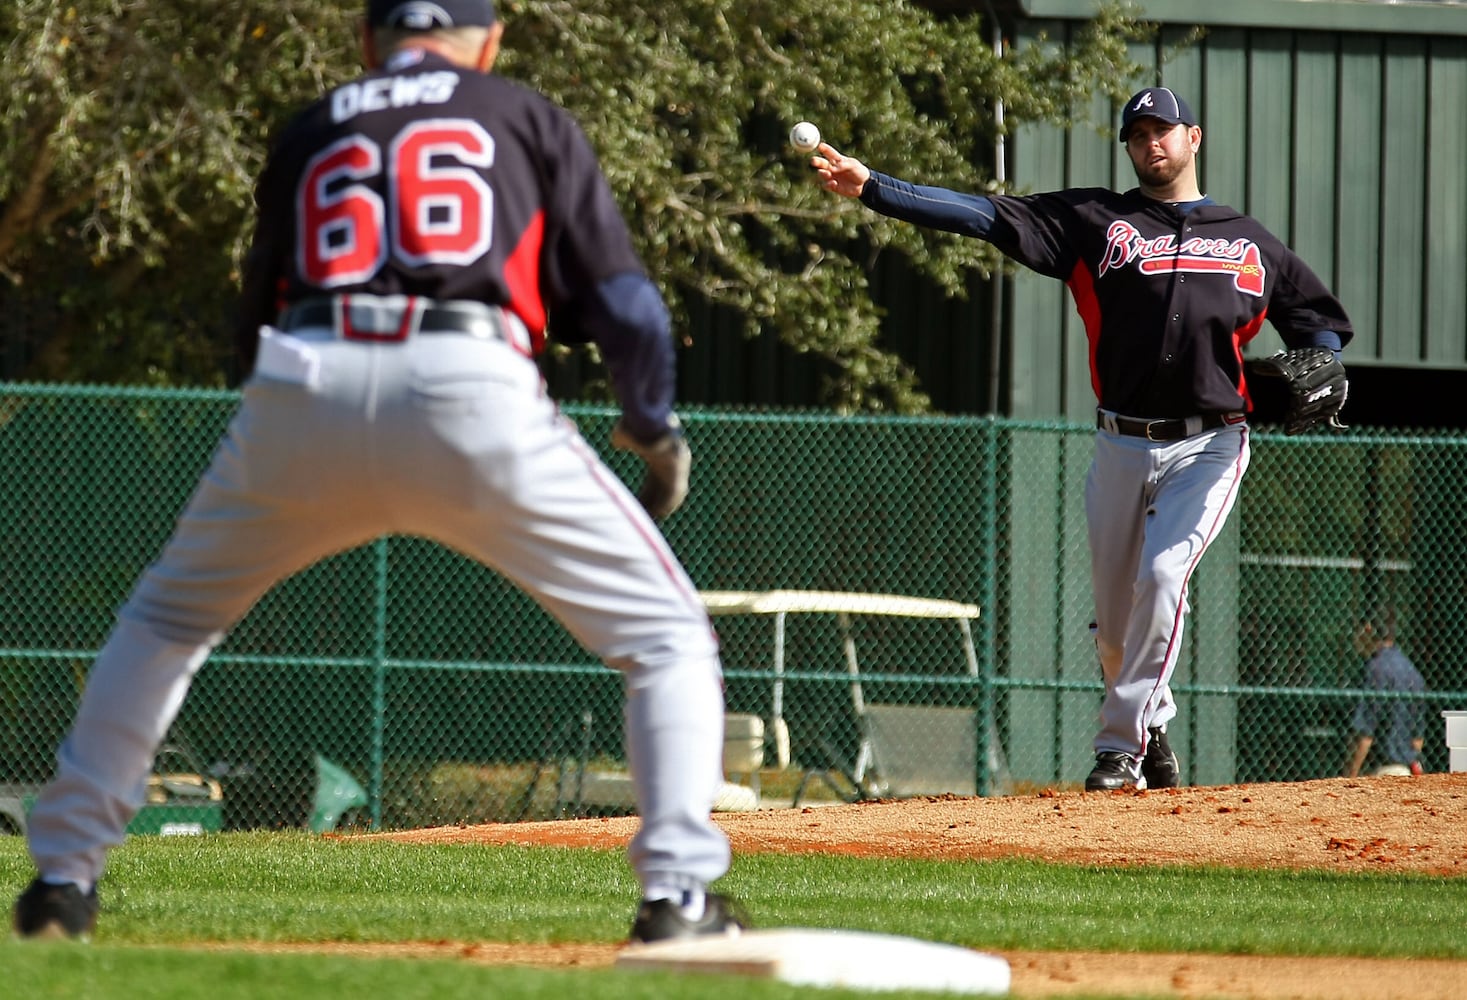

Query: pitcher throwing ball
[810,87,1353,791]
[14,0,742,943]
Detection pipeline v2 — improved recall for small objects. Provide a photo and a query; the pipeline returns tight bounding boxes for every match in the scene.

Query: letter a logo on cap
[1133,92,1155,111]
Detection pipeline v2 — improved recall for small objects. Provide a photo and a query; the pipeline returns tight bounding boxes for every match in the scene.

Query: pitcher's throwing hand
[809,143,871,198]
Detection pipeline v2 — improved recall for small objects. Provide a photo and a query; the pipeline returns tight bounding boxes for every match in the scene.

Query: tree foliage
[0,0,357,384]
[0,0,1154,407]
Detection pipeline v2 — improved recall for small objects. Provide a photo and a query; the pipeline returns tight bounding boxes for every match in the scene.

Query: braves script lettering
[1099,220,1266,296]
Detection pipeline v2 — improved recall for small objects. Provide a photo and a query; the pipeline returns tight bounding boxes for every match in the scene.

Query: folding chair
[860,703,978,797]
[836,604,982,800]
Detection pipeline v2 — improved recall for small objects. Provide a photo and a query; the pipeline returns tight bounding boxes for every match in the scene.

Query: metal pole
[370,537,388,830]
[768,607,792,770]
[977,417,1001,796]
[987,9,1006,416]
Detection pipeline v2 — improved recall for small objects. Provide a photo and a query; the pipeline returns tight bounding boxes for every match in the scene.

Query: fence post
[977,416,1000,796]
[370,537,389,830]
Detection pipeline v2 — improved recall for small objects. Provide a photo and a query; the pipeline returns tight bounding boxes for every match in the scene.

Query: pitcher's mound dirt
[363,773,1467,998]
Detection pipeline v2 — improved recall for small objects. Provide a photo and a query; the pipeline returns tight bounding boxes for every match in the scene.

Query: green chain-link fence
[2,383,1464,832]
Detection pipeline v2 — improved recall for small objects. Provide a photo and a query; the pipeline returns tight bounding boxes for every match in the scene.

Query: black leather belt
[277,296,507,343]
[1097,410,1243,442]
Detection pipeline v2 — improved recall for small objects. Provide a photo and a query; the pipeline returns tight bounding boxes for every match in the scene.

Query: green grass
[2,832,1464,998]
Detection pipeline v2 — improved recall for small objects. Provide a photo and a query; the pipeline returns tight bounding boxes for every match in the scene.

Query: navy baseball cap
[1118,87,1197,142]
[367,0,496,30]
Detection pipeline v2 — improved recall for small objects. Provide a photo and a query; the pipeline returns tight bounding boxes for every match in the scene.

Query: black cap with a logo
[1118,87,1197,142]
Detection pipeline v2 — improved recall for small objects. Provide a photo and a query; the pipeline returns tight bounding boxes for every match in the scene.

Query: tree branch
[0,118,61,268]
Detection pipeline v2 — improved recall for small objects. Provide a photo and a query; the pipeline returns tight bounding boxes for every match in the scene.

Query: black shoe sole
[1084,777,1139,792]
[629,895,746,944]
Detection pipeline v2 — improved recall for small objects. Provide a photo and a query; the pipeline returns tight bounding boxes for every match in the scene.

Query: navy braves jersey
[987,188,1354,418]
[234,48,648,370]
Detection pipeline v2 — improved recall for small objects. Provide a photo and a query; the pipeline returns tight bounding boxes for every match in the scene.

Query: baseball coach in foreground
[13,0,745,945]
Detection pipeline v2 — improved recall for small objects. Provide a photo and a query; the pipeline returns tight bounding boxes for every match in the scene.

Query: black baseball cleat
[13,878,99,940]
[1085,751,1142,791]
[629,892,746,944]
[1141,726,1181,789]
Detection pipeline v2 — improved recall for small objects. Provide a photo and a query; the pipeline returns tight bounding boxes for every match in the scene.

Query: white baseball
[789,121,820,153]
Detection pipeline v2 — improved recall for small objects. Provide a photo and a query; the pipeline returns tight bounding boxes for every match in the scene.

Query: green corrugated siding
[1291,34,1340,283]
[1004,5,1467,419]
[1381,37,1430,361]
[1006,26,1072,420]
[1337,35,1384,356]
[1426,39,1467,361]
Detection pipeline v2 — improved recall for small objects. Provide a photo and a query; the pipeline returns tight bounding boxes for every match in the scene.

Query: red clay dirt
[343,773,1467,998]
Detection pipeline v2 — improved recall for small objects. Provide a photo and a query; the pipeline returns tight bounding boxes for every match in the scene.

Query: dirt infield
[363,772,1467,998]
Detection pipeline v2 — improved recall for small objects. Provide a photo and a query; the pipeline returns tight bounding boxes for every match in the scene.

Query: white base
[617,928,1011,994]
[1451,747,1467,773]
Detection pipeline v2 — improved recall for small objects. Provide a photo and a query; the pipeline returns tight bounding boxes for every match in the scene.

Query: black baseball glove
[611,417,691,519]
[1245,348,1348,435]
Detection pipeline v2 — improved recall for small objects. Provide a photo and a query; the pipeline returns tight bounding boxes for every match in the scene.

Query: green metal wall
[1003,0,1467,421]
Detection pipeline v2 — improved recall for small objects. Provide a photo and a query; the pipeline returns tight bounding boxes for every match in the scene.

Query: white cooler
[1444,711,1467,772]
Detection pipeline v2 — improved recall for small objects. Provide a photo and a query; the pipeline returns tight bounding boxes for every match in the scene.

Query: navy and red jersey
[234,47,647,369]
[987,188,1354,418]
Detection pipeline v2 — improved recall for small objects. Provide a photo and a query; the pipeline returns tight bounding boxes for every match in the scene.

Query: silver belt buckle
[340,294,418,341]
[1145,420,1167,442]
